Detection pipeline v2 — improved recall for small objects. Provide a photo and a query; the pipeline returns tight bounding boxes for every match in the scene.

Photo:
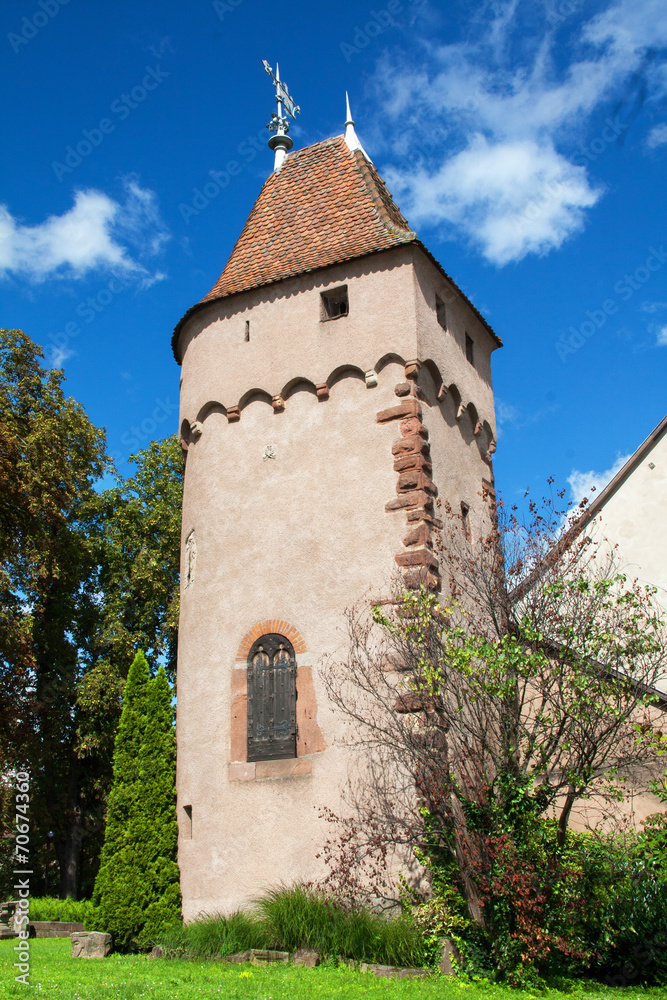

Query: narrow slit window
[435,295,447,329]
[461,502,471,541]
[183,805,193,840]
[244,320,250,342]
[465,333,475,366]
[320,286,349,321]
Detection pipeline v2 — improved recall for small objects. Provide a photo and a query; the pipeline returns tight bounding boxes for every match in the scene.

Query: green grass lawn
[1,938,665,1000]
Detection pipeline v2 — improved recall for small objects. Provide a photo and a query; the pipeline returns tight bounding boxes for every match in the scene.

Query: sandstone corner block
[376,399,422,424]
[385,490,433,512]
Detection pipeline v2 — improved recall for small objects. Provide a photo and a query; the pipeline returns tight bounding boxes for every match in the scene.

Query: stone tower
[172,120,501,920]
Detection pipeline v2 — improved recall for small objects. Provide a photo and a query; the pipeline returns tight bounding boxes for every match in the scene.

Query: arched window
[247,634,297,762]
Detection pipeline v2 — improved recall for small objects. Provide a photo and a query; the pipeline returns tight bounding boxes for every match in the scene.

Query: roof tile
[200,136,416,303]
[172,134,500,359]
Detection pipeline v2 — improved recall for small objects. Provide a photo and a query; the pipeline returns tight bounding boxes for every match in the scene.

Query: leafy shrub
[417,805,667,987]
[587,828,667,987]
[26,896,96,926]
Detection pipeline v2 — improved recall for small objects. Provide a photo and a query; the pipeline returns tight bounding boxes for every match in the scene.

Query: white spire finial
[345,91,354,127]
[344,93,372,162]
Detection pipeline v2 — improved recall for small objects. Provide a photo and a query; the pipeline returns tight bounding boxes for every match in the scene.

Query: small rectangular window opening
[435,294,447,330]
[320,285,349,321]
[461,502,471,541]
[244,320,250,342]
[465,333,475,366]
[182,805,193,840]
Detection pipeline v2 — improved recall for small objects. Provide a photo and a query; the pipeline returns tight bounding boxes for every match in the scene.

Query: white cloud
[385,135,600,265]
[641,300,667,313]
[657,325,667,346]
[48,344,72,369]
[568,453,631,504]
[371,0,667,264]
[646,123,667,149]
[0,179,169,283]
[496,399,520,427]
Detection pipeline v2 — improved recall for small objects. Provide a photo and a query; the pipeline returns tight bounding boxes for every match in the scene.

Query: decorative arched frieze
[184,358,495,440]
[239,388,273,411]
[375,352,406,373]
[466,402,481,436]
[196,400,227,424]
[421,360,443,402]
[327,364,366,388]
[282,377,318,399]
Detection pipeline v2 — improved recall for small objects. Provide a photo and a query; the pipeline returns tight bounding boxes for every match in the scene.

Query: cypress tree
[136,666,181,945]
[93,651,181,949]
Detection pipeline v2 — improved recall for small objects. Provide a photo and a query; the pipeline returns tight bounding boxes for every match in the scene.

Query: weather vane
[262,60,300,172]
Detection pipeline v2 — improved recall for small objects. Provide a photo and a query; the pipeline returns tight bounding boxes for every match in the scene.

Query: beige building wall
[585,420,667,693]
[175,247,500,919]
[590,425,667,606]
[565,419,667,829]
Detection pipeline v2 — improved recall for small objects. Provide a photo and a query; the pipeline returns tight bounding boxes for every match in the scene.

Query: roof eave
[170,236,502,363]
[580,414,667,520]
[170,237,416,363]
[413,241,502,348]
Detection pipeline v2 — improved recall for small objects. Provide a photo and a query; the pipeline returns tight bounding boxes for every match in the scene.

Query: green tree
[75,436,182,796]
[323,489,667,980]
[0,328,110,897]
[93,651,181,950]
[0,329,182,899]
[94,437,182,683]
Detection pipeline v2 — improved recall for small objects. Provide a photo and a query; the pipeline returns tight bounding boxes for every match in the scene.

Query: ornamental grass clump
[159,911,269,959]
[257,884,427,965]
[158,885,429,967]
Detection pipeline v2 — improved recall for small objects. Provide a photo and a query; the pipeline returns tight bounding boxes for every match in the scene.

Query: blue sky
[1,0,665,506]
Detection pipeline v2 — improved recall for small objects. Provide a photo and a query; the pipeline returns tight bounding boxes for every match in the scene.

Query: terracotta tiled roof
[172,136,416,358]
[172,135,500,359]
[204,136,416,301]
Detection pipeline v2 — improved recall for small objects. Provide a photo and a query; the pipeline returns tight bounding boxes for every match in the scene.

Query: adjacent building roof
[172,134,500,360]
[512,414,667,602]
[579,415,667,521]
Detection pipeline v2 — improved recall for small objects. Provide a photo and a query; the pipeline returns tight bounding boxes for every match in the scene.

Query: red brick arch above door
[236,620,308,662]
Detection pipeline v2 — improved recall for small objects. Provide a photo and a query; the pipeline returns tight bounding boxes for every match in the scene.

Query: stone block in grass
[250,949,290,965]
[31,921,84,938]
[360,963,431,978]
[292,948,321,967]
[71,932,112,958]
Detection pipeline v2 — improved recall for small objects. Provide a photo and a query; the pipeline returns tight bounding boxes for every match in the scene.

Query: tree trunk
[58,822,82,899]
[52,754,83,899]
[557,787,576,847]
[450,792,486,929]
